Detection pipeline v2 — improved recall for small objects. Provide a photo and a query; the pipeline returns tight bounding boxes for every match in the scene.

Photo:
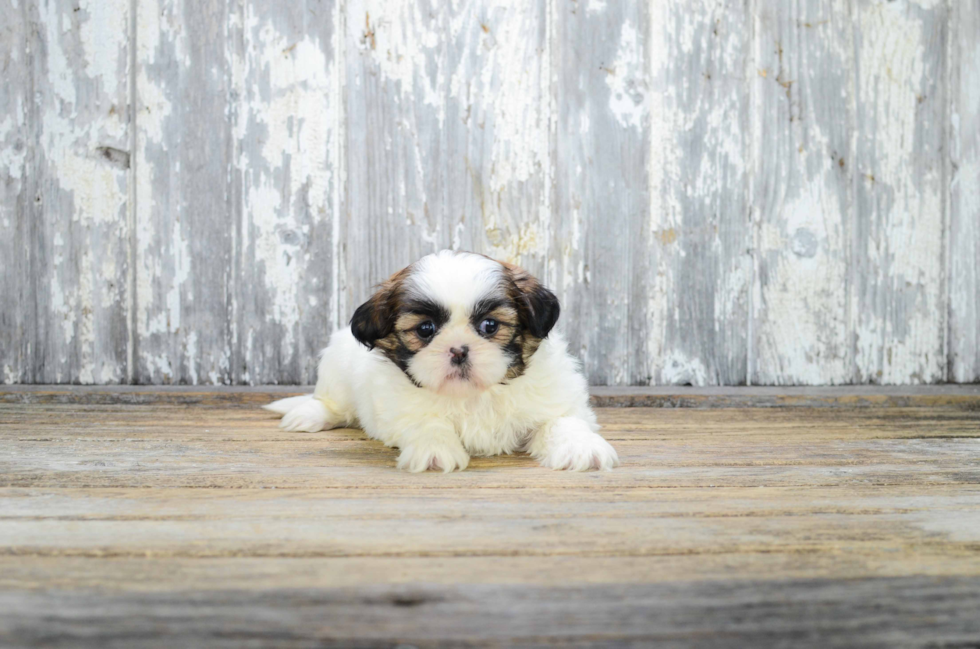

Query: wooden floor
[1,388,979,648]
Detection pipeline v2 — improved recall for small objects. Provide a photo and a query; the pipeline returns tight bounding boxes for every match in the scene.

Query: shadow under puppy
[265,251,619,473]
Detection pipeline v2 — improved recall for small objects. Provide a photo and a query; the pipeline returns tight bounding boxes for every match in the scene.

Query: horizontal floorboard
[2,578,980,648]
[3,385,980,408]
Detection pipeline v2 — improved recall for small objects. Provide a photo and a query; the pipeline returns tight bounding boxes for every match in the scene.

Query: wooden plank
[645,0,752,386]
[4,384,980,408]
[31,0,133,384]
[0,0,34,383]
[2,404,978,490]
[3,484,979,558]
[235,0,340,384]
[553,0,649,385]
[949,1,980,383]
[133,0,236,384]
[852,0,948,385]
[4,547,980,592]
[751,1,852,385]
[344,0,551,312]
[590,384,980,409]
[3,404,980,441]
[1,577,979,647]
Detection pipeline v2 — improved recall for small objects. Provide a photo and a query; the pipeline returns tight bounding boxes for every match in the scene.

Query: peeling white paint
[469,2,550,264]
[854,1,945,384]
[78,0,129,98]
[357,1,445,124]
[587,0,607,14]
[660,350,709,386]
[233,5,338,379]
[0,115,26,180]
[948,7,979,382]
[29,0,131,384]
[606,21,647,130]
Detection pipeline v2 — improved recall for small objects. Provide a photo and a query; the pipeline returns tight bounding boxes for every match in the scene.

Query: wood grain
[1,399,979,645]
[553,0,649,385]
[236,0,341,385]
[2,577,980,648]
[4,384,980,408]
[949,0,980,383]
[134,0,236,384]
[32,0,133,384]
[852,0,948,385]
[751,0,853,385]
[0,0,33,383]
[647,0,751,386]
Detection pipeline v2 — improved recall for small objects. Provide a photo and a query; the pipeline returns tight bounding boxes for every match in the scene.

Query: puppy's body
[265,251,618,473]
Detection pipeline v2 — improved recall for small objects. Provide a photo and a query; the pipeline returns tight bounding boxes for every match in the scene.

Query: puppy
[264,251,619,473]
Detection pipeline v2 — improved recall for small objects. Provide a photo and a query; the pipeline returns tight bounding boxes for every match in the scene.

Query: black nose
[450,346,469,366]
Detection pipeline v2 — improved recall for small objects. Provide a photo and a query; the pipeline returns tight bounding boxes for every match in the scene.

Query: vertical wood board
[235,0,340,384]
[554,0,649,385]
[646,0,751,386]
[852,0,948,385]
[32,0,132,384]
[134,0,236,384]
[0,0,34,383]
[751,0,853,385]
[949,0,980,383]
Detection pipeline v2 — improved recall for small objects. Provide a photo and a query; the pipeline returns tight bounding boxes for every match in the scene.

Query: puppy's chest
[450,408,534,456]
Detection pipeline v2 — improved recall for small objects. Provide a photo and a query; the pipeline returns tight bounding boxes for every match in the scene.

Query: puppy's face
[350,251,560,397]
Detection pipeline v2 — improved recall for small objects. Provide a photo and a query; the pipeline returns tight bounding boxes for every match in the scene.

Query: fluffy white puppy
[264,250,619,473]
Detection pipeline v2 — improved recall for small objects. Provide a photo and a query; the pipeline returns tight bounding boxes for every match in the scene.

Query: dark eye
[478,318,499,336]
[416,321,436,340]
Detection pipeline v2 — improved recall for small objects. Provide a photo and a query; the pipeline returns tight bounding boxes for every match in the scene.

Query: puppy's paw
[397,438,470,473]
[280,399,331,433]
[534,418,619,472]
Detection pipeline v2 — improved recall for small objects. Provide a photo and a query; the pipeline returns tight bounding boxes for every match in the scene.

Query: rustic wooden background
[0,0,977,386]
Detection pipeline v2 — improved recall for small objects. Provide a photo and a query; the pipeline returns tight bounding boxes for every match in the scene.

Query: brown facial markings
[350,265,426,383]
[491,259,561,381]
[391,313,429,353]
[350,265,413,350]
[395,313,426,331]
[478,306,518,346]
[482,305,518,324]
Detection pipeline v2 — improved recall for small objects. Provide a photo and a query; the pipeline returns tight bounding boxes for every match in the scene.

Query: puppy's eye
[478,318,499,336]
[416,321,436,340]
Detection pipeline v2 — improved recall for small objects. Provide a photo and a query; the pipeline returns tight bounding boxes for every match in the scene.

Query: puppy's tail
[262,394,313,415]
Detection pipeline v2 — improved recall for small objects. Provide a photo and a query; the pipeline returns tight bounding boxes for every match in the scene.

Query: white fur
[261,394,312,416]
[265,251,620,473]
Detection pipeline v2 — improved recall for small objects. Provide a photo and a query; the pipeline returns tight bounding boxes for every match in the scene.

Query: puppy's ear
[506,264,560,339]
[350,266,410,349]
[350,290,394,349]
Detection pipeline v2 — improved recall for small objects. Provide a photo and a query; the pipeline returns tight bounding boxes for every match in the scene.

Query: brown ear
[350,267,409,349]
[350,290,394,349]
[504,263,560,339]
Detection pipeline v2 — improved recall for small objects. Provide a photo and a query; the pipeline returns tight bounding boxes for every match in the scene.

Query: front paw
[397,438,470,473]
[535,418,620,471]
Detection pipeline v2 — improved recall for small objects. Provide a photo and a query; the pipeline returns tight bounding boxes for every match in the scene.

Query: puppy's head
[350,251,559,396]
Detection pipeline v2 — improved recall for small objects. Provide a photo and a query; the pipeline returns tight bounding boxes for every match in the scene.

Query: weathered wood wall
[0,0,977,386]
